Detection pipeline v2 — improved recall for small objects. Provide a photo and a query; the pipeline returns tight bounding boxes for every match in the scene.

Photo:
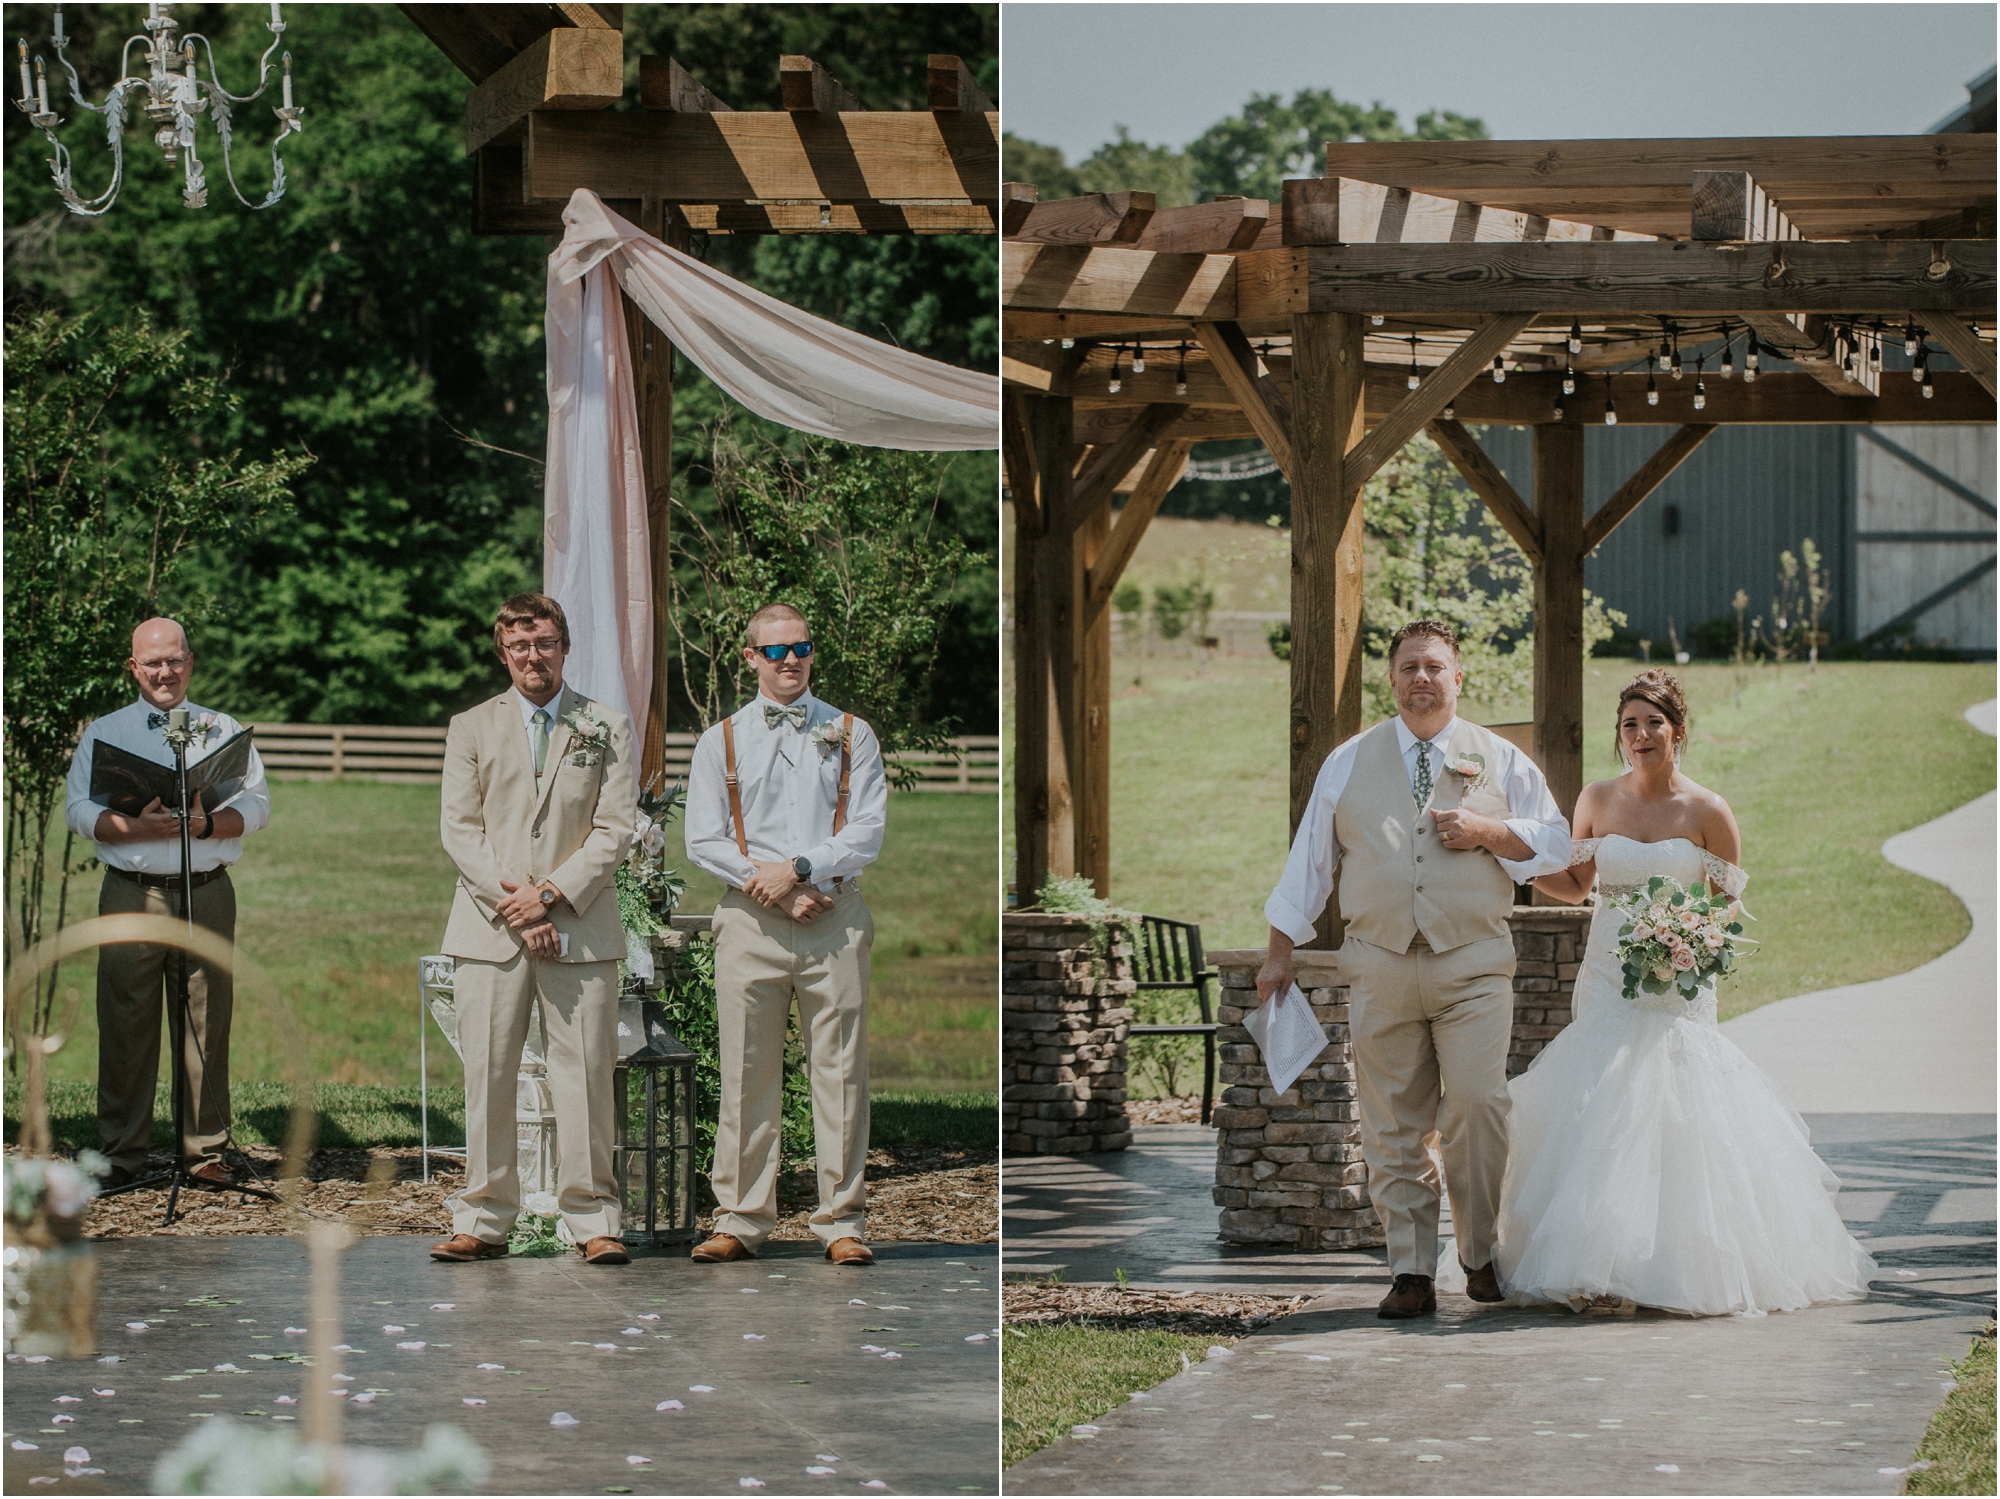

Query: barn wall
[1854,425,1996,652]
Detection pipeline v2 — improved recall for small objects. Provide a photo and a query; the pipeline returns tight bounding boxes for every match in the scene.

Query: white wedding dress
[1492,834,1879,1316]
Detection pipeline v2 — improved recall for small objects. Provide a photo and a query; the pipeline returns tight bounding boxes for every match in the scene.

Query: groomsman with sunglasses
[684,604,888,1264]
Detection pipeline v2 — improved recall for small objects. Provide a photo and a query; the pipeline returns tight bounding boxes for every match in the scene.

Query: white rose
[642,824,666,857]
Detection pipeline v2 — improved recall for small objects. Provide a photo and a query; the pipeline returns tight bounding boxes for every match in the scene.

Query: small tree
[1759,548,1804,671]
[670,425,984,781]
[1800,538,1831,670]
[1731,589,1754,702]
[4,311,309,1039]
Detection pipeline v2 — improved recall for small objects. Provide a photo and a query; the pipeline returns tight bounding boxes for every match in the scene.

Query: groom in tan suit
[431,592,637,1266]
[1258,619,1570,1317]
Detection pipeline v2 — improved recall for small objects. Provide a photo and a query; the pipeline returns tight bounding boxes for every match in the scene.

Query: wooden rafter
[1001,391,1040,532]
[463,23,623,154]
[1285,177,1646,247]
[1006,192,1156,246]
[1086,440,1193,620]
[1924,314,2000,400]
[640,56,732,112]
[1070,405,1183,528]
[781,55,861,113]
[1344,312,1538,487]
[1192,321,1292,478]
[1427,418,1542,567]
[400,3,619,85]
[1580,424,1719,554]
[927,54,993,114]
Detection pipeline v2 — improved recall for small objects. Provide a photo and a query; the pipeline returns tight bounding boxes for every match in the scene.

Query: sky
[1002,4,1997,158]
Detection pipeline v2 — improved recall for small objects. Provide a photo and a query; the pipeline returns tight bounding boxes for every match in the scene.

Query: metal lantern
[419,954,558,1195]
[613,979,699,1247]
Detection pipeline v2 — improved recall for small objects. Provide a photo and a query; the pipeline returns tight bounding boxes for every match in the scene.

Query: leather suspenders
[721,709,853,857]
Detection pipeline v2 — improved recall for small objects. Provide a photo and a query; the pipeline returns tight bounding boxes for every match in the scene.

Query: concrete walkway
[1724,698,1997,1114]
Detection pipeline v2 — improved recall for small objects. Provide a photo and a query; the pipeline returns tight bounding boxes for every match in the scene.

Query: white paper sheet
[1242,982,1329,1098]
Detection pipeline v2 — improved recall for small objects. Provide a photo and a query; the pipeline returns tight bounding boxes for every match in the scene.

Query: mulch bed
[1122,1095,1211,1126]
[1003,1281,1308,1338]
[72,1143,997,1245]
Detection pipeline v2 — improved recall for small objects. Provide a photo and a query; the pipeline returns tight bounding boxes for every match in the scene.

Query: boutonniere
[1446,750,1488,789]
[809,719,849,759]
[190,714,219,747]
[562,708,613,766]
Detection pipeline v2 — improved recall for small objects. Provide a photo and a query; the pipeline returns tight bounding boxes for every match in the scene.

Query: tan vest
[1334,719,1518,955]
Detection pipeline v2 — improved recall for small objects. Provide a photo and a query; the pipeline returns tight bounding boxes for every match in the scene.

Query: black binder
[89,728,256,817]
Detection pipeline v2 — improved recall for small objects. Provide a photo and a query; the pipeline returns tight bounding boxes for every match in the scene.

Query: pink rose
[1671,947,1698,972]
[1704,930,1725,951]
[1678,910,1701,931]
[1631,924,1653,943]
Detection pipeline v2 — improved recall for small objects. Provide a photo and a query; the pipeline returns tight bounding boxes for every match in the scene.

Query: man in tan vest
[1258,619,1570,1317]
[431,592,637,1267]
[683,602,887,1265]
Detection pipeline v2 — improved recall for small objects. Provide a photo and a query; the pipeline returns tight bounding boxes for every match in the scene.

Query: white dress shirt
[515,683,571,774]
[65,698,272,874]
[1264,714,1571,946]
[684,691,887,892]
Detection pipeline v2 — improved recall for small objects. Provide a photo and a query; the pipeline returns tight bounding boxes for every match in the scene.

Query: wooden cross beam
[1579,424,1719,554]
[1343,312,1538,487]
[463,22,624,154]
[927,54,993,114]
[1427,418,1542,566]
[781,55,862,113]
[1924,314,1999,400]
[1085,441,1194,621]
[1282,176,1648,247]
[1005,191,1157,246]
[1070,404,1184,528]
[640,56,732,112]
[1192,322,1293,477]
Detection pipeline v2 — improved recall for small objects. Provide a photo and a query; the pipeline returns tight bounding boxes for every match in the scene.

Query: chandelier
[14,3,304,216]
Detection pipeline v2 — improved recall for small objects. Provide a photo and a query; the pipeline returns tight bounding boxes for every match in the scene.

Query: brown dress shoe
[430,1233,508,1262]
[582,1235,629,1265]
[825,1237,874,1265]
[690,1233,753,1263]
[1463,1262,1505,1303]
[1377,1273,1437,1319]
[184,1161,241,1191]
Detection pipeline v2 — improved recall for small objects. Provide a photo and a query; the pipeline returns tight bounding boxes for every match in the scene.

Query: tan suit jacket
[439,685,637,963]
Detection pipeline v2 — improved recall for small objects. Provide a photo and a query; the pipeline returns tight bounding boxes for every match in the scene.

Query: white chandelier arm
[41,79,128,216]
[183,30,279,106]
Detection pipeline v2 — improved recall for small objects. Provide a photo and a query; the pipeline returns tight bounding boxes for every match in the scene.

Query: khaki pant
[1343,933,1516,1278]
[448,952,622,1244]
[96,869,237,1173]
[710,886,872,1252]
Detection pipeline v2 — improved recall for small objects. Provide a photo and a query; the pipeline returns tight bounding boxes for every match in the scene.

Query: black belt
[108,865,231,891]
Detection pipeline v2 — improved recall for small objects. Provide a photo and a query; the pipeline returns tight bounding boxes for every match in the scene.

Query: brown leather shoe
[825,1237,874,1265]
[184,1161,241,1191]
[1377,1273,1437,1319]
[582,1235,629,1265]
[690,1233,753,1263]
[430,1233,508,1263]
[1463,1262,1505,1303]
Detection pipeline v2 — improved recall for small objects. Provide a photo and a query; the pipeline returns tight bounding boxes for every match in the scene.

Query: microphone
[168,707,190,737]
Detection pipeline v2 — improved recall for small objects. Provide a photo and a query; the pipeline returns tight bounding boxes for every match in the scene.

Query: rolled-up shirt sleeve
[1262,742,1356,947]
[1494,742,1572,881]
[684,725,759,889]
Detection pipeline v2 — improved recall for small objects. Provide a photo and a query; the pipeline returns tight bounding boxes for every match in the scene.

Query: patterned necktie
[764,702,809,730]
[1413,740,1434,810]
[531,707,551,776]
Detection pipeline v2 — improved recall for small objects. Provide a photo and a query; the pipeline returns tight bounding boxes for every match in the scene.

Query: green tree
[4,310,309,1034]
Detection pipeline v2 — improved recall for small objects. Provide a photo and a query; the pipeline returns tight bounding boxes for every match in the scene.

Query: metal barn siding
[1474,424,1854,647]
[1854,425,1996,652]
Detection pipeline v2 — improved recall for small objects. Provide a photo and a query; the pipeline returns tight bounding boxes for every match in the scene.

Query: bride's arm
[1531,785,1601,904]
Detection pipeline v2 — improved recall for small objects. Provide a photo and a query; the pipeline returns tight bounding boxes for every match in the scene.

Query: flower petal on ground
[860,1345,885,1353]
[739,1480,764,1489]
[91,1390,115,1397]
[396,1342,427,1351]
[333,1374,356,1383]
[848,1300,868,1307]
[593,1343,618,1351]
[817,1456,840,1463]
[622,1328,644,1336]
[1072,1425,1100,1435]
[12,1441,39,1451]
[477,1363,505,1371]
[352,1393,378,1405]
[463,1398,487,1406]
[879,1352,902,1360]
[51,1415,75,1425]
[283,1328,306,1335]
[95,1356,119,1365]
[637,1314,660,1321]
[740,1288,759,1294]
[690,1386,716,1393]
[744,1334,766,1341]
[807,1467,836,1476]
[124,1322,149,1332]
[382,1325,406,1333]
[53,1396,82,1403]
[655,1400,685,1412]
[627,1456,653,1466]
[1654,1466,1680,1475]
[861,1480,888,1489]
[430,1304,455,1311]
[550,1412,581,1428]
[964,1335,988,1343]
[1895,1270,1919,1279]
[274,1397,297,1406]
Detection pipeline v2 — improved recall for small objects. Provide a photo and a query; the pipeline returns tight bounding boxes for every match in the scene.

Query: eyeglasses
[752,640,814,662]
[501,637,564,659]
[135,655,192,672]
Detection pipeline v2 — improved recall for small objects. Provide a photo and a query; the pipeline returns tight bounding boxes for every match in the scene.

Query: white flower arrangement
[1445,749,1488,789]
[561,708,613,767]
[6,1151,109,1224]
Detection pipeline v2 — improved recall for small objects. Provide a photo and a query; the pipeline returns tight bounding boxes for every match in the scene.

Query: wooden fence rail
[250,724,999,792]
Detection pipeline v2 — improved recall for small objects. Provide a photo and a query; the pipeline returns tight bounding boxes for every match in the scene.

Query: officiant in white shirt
[63,618,270,1191]
[684,603,888,1265]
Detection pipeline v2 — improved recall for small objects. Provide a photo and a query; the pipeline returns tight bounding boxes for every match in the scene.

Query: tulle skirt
[1493,972,1878,1317]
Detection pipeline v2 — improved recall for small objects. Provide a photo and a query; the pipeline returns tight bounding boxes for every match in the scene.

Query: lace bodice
[1569,834,1748,903]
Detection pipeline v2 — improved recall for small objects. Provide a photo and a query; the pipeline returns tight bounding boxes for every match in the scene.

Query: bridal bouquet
[1609,876,1752,1001]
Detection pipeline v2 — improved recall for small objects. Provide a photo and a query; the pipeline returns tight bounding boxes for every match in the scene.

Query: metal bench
[1125,913,1221,1125]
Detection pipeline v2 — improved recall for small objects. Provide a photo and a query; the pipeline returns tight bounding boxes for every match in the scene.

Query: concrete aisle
[1724,699,1997,1114]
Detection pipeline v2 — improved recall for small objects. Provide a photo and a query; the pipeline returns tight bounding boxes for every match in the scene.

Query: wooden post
[1012,395,1076,902]
[1075,465,1113,895]
[1288,311,1368,943]
[1532,423,1587,820]
[628,197,688,789]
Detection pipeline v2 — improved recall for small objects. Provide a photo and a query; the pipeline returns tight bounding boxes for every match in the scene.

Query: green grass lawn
[1001,1324,1220,1467]
[27,783,996,1094]
[1908,1330,1996,1495]
[1010,651,1993,1020]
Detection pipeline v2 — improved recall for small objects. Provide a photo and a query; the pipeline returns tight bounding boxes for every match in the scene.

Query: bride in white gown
[1492,670,1878,1316]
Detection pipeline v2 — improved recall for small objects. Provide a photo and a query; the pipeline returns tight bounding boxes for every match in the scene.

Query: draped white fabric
[543,259,653,734]
[542,189,998,740]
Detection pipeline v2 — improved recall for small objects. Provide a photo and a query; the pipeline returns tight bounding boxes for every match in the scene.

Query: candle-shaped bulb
[282,51,292,108]
[52,8,63,44]
[271,2,283,27]
[19,40,32,106]
[35,55,48,114]
[184,39,196,79]
[168,707,190,737]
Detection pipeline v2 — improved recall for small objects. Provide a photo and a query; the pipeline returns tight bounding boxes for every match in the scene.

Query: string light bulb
[1913,343,1928,383]
[1174,342,1188,398]
[1646,371,1659,406]
[1604,390,1618,426]
[1922,366,1935,399]
[1670,338,1683,379]
[1562,359,1576,396]
[1657,337,1671,373]
[1720,333,1734,378]
[1370,314,1385,326]
[1108,348,1123,395]
[1060,337,1075,350]
[1904,321,1919,357]
[1693,357,1707,411]
[1744,333,1760,382]
[1131,347,1145,374]
[1441,399,1455,420]
[1492,353,1507,384]
[1868,334,1882,370]
[1406,336,1421,391]
[1568,318,1583,354]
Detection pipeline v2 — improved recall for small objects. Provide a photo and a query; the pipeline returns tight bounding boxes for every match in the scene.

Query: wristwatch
[793,855,813,881]
[539,886,558,909]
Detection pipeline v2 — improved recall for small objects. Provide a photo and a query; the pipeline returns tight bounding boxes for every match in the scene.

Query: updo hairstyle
[1614,669,1689,764]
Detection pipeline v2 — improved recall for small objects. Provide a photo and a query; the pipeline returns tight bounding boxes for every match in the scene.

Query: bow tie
[763,702,809,731]
[147,712,171,730]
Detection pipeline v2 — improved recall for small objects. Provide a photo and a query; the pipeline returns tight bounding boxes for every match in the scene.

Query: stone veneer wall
[1207,905,1595,1251]
[1000,913,1135,1155]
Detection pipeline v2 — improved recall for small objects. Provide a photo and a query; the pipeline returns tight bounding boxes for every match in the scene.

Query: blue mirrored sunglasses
[754,640,814,662]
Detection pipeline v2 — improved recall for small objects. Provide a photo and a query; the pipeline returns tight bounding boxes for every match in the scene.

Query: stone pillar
[1207,905,1596,1249]
[1001,912,1135,1155]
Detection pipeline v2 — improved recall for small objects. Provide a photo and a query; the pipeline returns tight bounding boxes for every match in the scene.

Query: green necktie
[1413,739,1434,810]
[531,707,551,776]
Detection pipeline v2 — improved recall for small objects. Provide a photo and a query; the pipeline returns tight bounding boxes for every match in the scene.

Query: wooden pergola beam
[1085,441,1194,621]
[639,56,732,112]
[1743,314,1879,396]
[1690,171,1797,243]
[1192,321,1293,478]
[1427,418,1542,567]
[1070,404,1184,527]
[463,23,623,154]
[524,108,999,208]
[1924,314,2000,401]
[1005,242,1241,320]
[1006,192,1157,246]
[1533,424,1587,818]
[926,54,993,114]
[1580,424,1719,554]
[1345,312,1539,487]
[1131,198,1271,253]
[781,55,862,113]
[1285,177,1643,247]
